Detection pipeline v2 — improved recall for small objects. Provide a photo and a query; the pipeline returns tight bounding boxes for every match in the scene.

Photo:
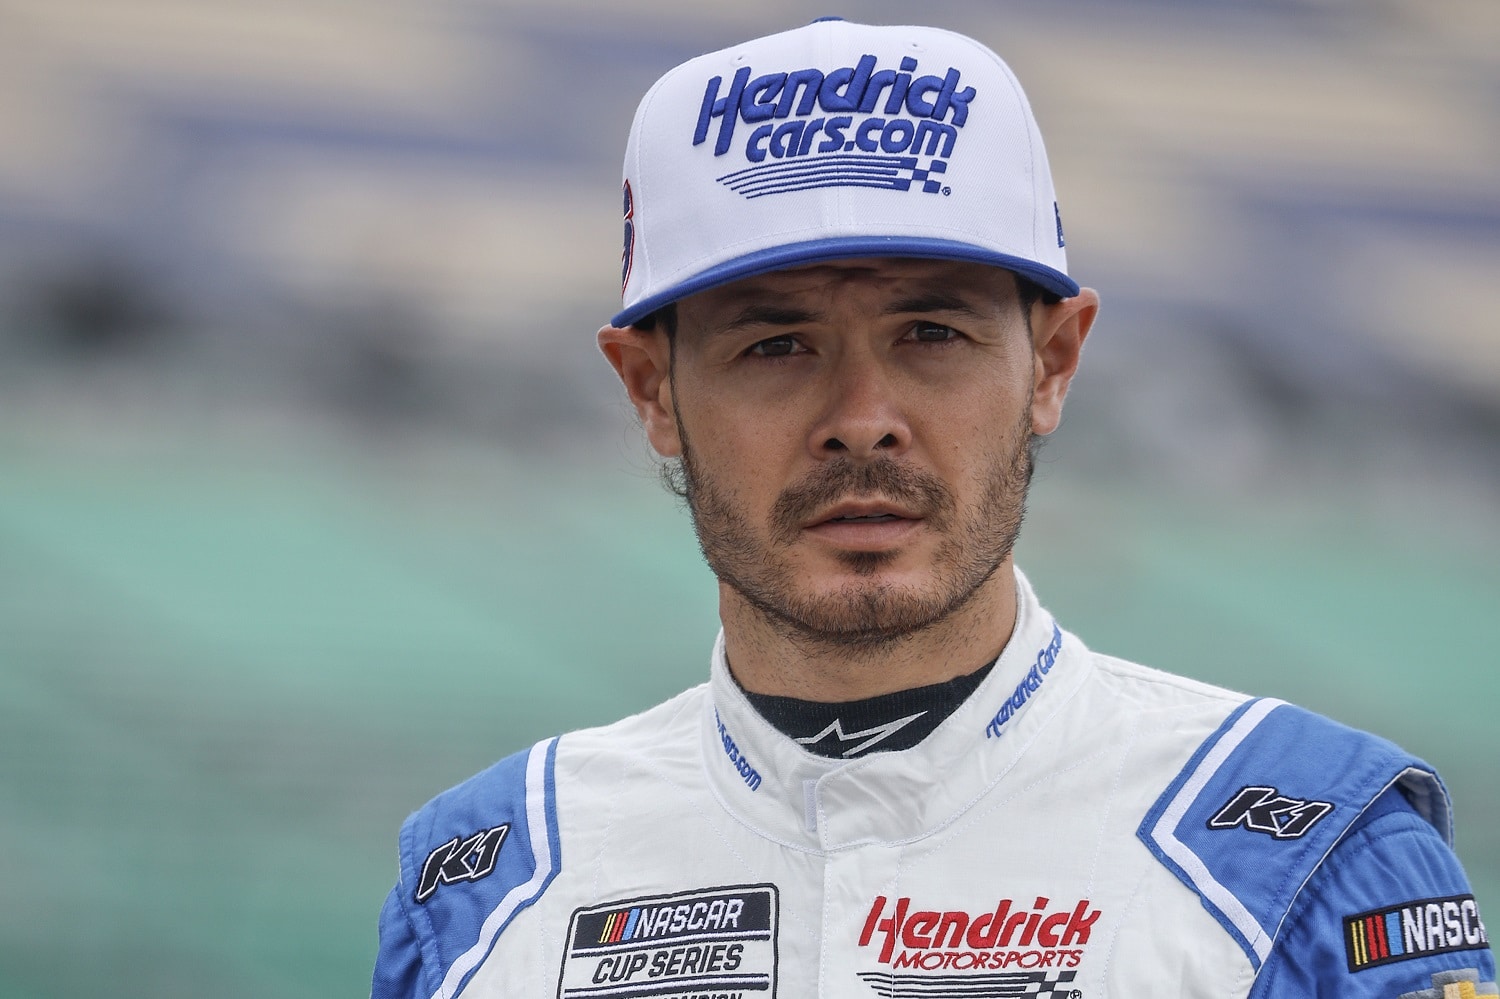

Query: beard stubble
[677,406,1037,651]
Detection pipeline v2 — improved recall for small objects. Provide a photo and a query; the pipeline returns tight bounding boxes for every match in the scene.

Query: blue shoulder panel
[1137,698,1451,970]
[372,738,561,999]
[1248,792,1494,998]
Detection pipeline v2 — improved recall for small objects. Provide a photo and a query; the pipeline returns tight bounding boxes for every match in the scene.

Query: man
[373,19,1492,999]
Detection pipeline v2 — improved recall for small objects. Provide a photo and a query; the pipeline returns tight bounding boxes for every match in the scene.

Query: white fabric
[616,19,1074,327]
[459,571,1265,997]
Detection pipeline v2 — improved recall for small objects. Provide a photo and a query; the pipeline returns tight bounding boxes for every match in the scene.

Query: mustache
[769,459,953,541]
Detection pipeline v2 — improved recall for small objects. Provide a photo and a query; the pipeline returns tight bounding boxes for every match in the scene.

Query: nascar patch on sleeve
[1344,894,1489,972]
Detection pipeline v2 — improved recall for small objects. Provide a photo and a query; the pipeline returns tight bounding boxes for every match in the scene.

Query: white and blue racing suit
[373,571,1493,998]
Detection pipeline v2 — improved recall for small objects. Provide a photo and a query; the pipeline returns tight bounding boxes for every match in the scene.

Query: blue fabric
[373,886,426,999]
[371,738,560,999]
[1139,701,1451,969]
[1248,788,1495,997]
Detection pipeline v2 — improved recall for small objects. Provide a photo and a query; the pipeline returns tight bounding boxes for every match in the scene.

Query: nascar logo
[1344,894,1488,972]
[558,885,778,999]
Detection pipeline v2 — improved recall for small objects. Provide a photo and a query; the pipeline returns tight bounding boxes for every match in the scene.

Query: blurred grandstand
[0,1,1496,996]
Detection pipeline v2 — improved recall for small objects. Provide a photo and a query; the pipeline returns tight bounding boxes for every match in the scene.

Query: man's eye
[910,322,959,343]
[748,335,800,357]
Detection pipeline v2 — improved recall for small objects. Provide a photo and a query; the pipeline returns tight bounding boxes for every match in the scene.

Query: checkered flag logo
[858,970,1080,997]
[716,156,949,199]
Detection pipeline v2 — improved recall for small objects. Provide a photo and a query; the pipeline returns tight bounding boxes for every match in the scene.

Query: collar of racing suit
[700,567,1092,852]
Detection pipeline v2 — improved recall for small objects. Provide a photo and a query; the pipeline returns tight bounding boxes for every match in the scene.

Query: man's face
[661,258,1048,650]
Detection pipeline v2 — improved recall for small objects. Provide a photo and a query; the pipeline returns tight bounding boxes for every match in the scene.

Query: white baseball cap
[613,17,1078,328]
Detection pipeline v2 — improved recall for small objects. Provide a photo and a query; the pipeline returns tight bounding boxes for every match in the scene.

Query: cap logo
[693,54,975,200]
[621,180,636,291]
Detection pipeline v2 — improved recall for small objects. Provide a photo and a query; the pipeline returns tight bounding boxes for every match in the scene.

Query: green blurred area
[1,428,1495,998]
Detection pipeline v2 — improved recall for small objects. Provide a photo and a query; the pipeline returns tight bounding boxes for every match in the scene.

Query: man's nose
[806,351,912,460]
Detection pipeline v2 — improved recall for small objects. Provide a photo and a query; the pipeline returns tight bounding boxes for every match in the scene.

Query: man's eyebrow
[710,303,824,336]
[882,293,990,319]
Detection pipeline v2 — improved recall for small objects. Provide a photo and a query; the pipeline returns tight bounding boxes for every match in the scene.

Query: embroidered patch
[855,894,1100,986]
[1344,895,1489,972]
[1397,968,1498,999]
[558,884,779,998]
[1206,786,1333,839]
[414,823,510,903]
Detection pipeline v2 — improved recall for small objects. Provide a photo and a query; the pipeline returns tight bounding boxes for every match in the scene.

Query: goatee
[676,408,1037,651]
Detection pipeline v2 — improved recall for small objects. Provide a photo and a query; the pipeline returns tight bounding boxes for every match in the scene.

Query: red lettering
[1060,901,1100,946]
[935,912,969,949]
[866,897,1103,967]
[858,898,885,947]
[878,898,909,963]
[1037,911,1068,947]
[903,911,940,948]
[967,900,1010,949]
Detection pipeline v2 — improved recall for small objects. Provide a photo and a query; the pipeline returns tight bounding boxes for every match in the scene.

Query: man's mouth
[809,501,922,529]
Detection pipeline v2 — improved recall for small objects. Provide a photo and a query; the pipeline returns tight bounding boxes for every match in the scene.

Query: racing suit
[373,571,1493,998]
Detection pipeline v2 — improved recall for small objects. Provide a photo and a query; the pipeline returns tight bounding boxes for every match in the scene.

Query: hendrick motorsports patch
[558,884,779,999]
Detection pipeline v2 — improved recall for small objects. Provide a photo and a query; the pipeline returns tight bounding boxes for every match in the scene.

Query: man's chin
[748,580,963,649]
[828,547,904,578]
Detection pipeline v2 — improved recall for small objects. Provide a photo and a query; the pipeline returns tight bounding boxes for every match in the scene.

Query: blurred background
[1,0,1496,995]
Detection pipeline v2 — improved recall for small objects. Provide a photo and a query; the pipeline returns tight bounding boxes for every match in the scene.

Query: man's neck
[719,562,1019,701]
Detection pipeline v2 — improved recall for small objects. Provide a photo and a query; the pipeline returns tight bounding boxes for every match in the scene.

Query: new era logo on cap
[613,18,1078,328]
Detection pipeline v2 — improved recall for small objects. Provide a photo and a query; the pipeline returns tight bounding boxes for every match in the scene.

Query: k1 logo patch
[415,824,509,903]
[1207,786,1332,839]
[1344,895,1488,972]
[558,884,779,999]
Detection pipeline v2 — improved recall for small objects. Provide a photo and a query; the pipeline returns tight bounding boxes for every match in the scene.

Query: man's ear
[597,325,682,457]
[1030,288,1099,437]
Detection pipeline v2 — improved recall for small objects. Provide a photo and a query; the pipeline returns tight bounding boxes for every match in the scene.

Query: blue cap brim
[611,236,1080,328]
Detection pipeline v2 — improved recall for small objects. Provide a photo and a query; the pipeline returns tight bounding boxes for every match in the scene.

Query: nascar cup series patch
[558,885,779,999]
